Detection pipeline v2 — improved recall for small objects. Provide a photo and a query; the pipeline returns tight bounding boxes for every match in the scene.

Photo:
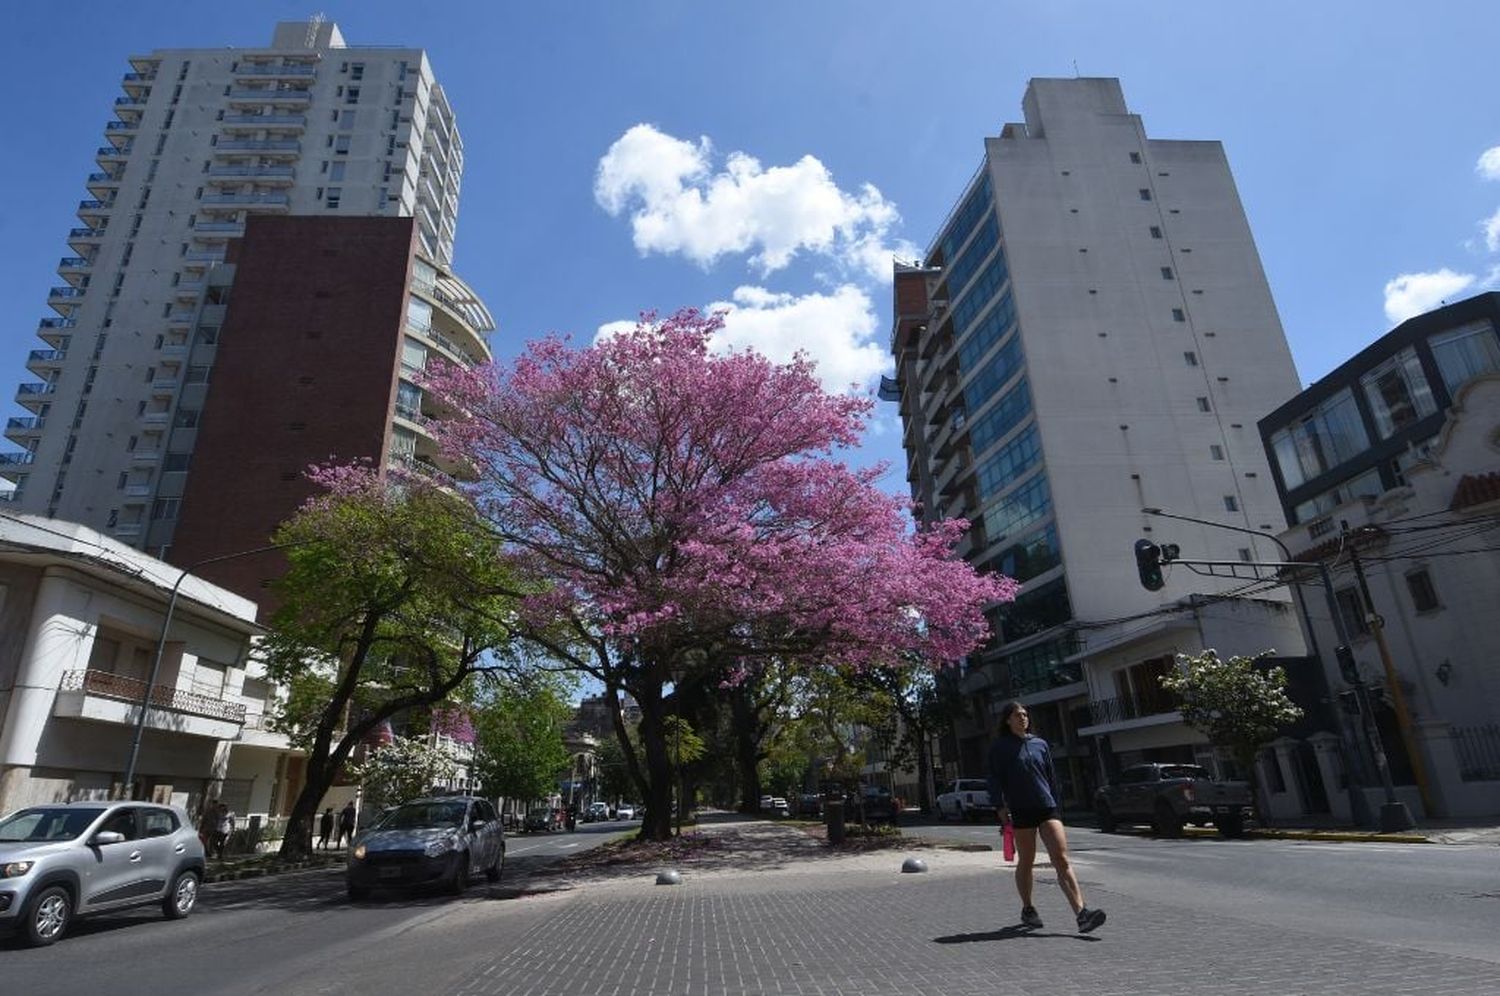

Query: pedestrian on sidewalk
[318,807,335,850]
[337,801,357,848]
[987,701,1106,933]
[213,802,236,861]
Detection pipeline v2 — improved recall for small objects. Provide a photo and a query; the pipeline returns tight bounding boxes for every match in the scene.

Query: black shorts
[1009,806,1060,830]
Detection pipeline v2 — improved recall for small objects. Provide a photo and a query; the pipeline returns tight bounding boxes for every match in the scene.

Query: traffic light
[1134,539,1164,591]
[1334,644,1361,685]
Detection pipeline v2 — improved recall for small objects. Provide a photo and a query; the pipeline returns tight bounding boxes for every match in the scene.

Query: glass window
[968,378,1031,456]
[944,216,999,303]
[993,523,1060,583]
[1335,588,1369,636]
[142,808,179,837]
[97,808,140,841]
[938,173,993,264]
[975,423,1041,500]
[951,251,1010,336]
[1405,570,1440,612]
[981,472,1050,544]
[0,807,107,842]
[396,380,423,418]
[1429,320,1500,397]
[390,425,418,460]
[406,296,432,333]
[956,290,1016,374]
[962,334,1024,413]
[1269,388,1369,489]
[1360,347,1436,438]
[401,336,427,372]
[1292,467,1384,523]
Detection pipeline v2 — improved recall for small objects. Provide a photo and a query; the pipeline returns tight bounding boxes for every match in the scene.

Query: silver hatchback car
[0,801,206,946]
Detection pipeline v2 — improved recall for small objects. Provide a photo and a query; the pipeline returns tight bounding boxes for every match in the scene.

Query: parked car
[583,802,610,823]
[935,778,995,821]
[849,785,901,824]
[796,793,823,817]
[1094,763,1253,838]
[346,796,504,900]
[614,803,637,821]
[0,801,205,947]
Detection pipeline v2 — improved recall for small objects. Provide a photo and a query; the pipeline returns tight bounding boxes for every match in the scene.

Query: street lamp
[1139,507,1412,831]
[121,541,300,797]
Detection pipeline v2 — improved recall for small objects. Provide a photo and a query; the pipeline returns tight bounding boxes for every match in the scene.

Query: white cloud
[1482,208,1500,252]
[1382,269,1477,324]
[1478,146,1500,180]
[593,284,887,394]
[594,124,914,283]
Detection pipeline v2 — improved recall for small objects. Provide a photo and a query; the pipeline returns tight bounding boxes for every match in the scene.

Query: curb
[203,858,344,884]
[1181,826,1429,844]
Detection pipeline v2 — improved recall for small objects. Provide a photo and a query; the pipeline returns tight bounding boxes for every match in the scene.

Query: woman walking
[987,701,1106,933]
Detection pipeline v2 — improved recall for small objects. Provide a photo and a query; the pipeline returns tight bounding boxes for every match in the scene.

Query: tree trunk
[914,731,934,814]
[730,685,763,812]
[634,678,674,840]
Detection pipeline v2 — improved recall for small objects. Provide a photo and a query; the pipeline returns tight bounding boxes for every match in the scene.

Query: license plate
[378,866,403,879]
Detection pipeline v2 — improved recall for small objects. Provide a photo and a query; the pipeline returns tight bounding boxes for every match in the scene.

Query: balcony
[124,483,154,497]
[165,309,197,325]
[206,165,295,182]
[57,256,92,279]
[5,416,45,436]
[77,199,112,223]
[221,114,307,129]
[214,139,301,154]
[200,193,289,207]
[18,382,57,400]
[55,669,246,740]
[114,95,148,112]
[130,447,163,462]
[112,521,142,537]
[0,452,36,466]
[1084,688,1180,730]
[236,712,291,749]
[139,410,170,425]
[85,172,122,195]
[233,63,317,77]
[48,287,85,314]
[192,221,245,235]
[227,88,311,104]
[96,144,130,161]
[27,349,66,372]
[104,120,137,133]
[182,250,226,263]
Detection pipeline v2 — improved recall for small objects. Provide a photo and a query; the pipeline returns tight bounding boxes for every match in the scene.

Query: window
[1209,444,1225,461]
[334,135,350,155]
[1405,570,1440,612]
[1196,397,1212,412]
[173,409,200,428]
[142,808,179,837]
[97,808,139,842]
[1222,495,1239,512]
[1268,388,1369,489]
[197,326,220,344]
[1139,188,1152,201]
[325,187,341,209]
[151,498,180,521]
[163,453,191,472]
[1149,226,1162,239]
[350,62,364,80]
[329,161,346,182]
[1336,588,1369,635]
[1172,308,1186,322]
[1161,267,1173,280]
[1129,152,1142,164]
[1429,320,1500,397]
[344,87,360,105]
[1184,351,1198,366]
[396,380,423,418]
[1360,346,1436,438]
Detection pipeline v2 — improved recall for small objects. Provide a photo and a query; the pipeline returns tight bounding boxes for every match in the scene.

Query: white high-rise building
[890,79,1307,798]
[2,20,482,546]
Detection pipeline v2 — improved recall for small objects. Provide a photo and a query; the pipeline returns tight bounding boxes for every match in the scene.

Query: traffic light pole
[1138,547,1410,830]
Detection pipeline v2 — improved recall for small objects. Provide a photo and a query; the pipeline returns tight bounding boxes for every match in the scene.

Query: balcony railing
[7,417,45,431]
[227,88,311,102]
[207,165,295,179]
[39,318,77,330]
[215,139,301,152]
[68,227,106,240]
[49,286,85,299]
[1087,688,1179,727]
[192,222,246,233]
[29,349,67,363]
[60,669,247,724]
[97,145,129,157]
[18,383,57,396]
[0,452,36,466]
[104,121,136,132]
[122,72,157,82]
[234,63,317,76]
[222,114,306,127]
[200,193,289,206]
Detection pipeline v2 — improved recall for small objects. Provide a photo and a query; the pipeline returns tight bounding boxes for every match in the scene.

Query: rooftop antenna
[1073,59,1080,78]
[305,12,327,48]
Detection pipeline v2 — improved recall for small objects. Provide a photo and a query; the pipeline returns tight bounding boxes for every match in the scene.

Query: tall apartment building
[890,79,1307,800]
[1,20,491,588]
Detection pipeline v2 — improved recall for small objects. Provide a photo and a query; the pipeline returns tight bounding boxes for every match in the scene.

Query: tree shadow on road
[934,925,1102,944]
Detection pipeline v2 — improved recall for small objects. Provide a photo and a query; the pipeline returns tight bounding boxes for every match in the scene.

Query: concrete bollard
[655,869,682,885]
[901,857,927,874]
[826,798,845,844]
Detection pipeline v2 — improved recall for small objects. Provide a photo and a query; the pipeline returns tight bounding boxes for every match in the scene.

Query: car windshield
[1160,765,1213,781]
[0,807,106,842]
[378,802,466,830]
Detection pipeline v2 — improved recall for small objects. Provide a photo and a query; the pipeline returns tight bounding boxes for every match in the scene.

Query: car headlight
[2,861,34,878]
[352,844,367,860]
[424,837,456,858]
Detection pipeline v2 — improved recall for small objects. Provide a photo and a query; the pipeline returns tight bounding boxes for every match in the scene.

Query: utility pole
[1341,522,1437,817]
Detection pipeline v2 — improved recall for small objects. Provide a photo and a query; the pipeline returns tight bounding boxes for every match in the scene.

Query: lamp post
[1139,507,1410,831]
[120,541,297,798]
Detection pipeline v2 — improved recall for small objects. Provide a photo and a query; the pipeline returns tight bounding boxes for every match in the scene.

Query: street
[5,817,1499,995]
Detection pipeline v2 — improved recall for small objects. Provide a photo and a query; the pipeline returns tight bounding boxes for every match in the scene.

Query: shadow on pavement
[934,926,1103,944]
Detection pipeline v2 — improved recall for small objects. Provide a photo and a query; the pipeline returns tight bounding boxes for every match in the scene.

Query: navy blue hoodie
[986,733,1059,811]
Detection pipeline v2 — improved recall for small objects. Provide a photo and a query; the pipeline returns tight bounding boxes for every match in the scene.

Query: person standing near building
[213,802,236,861]
[318,807,336,850]
[987,701,1106,933]
[338,800,357,848]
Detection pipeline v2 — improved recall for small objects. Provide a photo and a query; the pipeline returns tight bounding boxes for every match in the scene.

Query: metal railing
[1455,724,1500,782]
[60,669,247,724]
[1087,688,1179,727]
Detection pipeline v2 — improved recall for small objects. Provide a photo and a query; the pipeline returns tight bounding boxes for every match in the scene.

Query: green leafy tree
[1158,649,1304,819]
[592,730,637,804]
[470,675,574,804]
[263,471,528,859]
[347,735,461,809]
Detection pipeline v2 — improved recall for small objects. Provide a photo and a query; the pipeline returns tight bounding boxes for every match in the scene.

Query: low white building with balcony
[0,514,299,829]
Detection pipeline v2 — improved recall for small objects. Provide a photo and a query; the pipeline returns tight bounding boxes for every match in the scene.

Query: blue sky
[5,1,1500,487]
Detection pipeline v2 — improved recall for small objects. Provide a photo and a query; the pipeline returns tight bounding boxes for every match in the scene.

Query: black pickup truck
[1094,763,1252,838]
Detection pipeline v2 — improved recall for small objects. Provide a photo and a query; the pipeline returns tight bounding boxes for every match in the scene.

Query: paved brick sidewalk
[452,821,1500,996]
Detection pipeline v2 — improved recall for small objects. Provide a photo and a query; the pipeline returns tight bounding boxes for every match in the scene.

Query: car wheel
[1153,801,1184,838]
[347,883,371,902]
[22,885,72,947]
[1217,814,1246,839]
[1096,804,1117,834]
[447,854,470,895]
[485,850,503,883]
[162,869,200,920]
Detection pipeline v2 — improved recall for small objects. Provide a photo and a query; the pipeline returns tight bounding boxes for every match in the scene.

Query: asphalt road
[1,819,638,995]
[908,816,1500,964]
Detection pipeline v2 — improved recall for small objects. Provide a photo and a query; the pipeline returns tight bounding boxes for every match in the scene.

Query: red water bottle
[1002,820,1016,862]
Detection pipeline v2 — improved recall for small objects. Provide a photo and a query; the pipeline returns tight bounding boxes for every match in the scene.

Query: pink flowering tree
[423,309,1016,840]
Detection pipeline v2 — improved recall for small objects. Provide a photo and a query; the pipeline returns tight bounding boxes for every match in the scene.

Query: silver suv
[0,801,206,946]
